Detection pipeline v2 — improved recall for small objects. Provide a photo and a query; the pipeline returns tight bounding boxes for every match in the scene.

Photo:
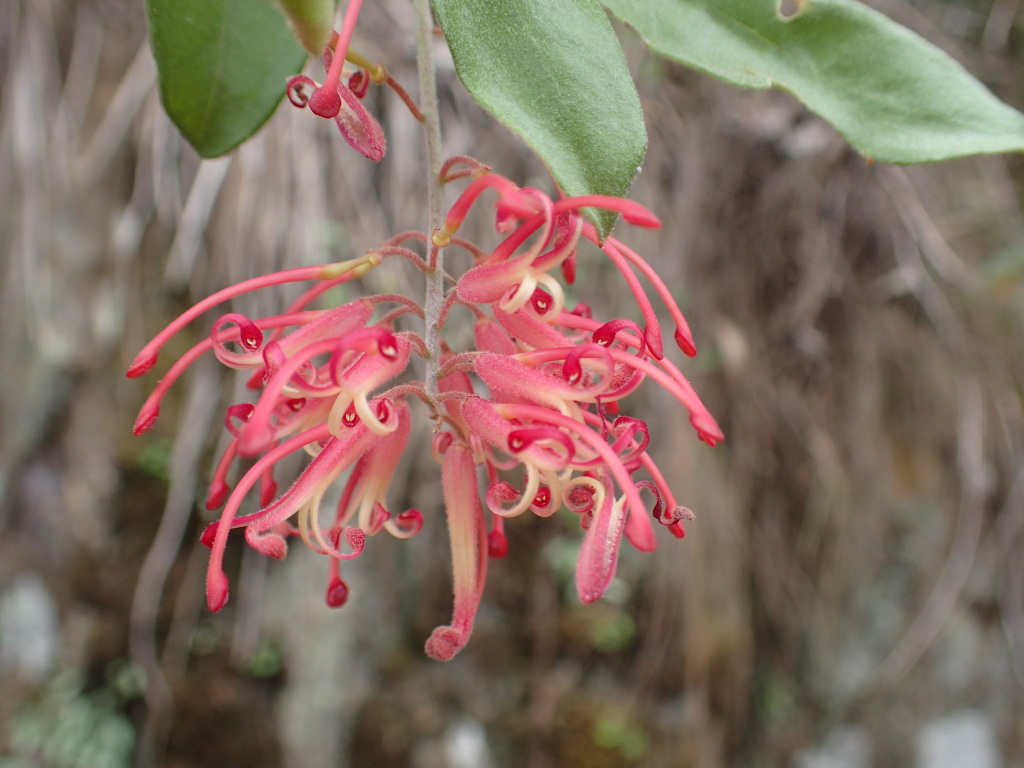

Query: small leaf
[147,0,308,158]
[600,0,1024,164]
[433,0,647,239]
[278,0,337,56]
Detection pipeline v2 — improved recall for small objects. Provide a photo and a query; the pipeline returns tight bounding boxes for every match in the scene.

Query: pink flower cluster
[129,160,722,661]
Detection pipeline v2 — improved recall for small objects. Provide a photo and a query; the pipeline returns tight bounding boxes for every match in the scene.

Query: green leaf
[600,0,1024,164]
[146,0,308,158]
[278,0,337,56]
[433,0,647,239]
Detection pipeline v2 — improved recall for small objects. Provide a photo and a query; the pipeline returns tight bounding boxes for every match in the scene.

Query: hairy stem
[415,0,445,408]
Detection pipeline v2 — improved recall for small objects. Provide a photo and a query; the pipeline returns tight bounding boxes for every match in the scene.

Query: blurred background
[3,0,1024,766]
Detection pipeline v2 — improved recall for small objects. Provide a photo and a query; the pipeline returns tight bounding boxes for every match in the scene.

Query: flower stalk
[415,0,446,406]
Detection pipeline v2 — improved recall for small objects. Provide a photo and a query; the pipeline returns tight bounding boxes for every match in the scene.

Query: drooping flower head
[129,162,722,660]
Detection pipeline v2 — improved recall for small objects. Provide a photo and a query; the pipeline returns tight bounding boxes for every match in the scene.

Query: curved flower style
[129,164,722,661]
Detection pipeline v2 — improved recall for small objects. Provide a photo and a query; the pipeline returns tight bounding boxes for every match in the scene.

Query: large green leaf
[433,0,647,239]
[147,0,308,158]
[600,0,1024,164]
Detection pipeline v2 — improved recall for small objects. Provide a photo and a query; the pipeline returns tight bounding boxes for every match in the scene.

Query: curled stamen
[635,480,664,521]
[286,75,317,107]
[564,476,604,519]
[570,303,593,319]
[530,486,558,517]
[329,525,367,560]
[348,68,370,98]
[350,395,398,435]
[507,426,575,471]
[225,404,256,437]
[562,343,614,389]
[575,414,650,471]
[494,402,646,522]
[486,481,524,517]
[328,327,400,385]
[432,431,455,462]
[385,508,424,538]
[211,313,264,365]
[593,318,646,352]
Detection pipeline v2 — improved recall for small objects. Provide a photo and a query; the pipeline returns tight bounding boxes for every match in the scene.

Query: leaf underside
[600,0,1024,164]
[434,0,648,239]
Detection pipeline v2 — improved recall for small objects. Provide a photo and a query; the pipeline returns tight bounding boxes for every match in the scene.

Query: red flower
[129,167,721,660]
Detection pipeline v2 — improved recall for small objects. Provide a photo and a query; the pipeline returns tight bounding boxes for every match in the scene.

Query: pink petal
[425,444,487,661]
[335,83,386,161]
[575,473,628,604]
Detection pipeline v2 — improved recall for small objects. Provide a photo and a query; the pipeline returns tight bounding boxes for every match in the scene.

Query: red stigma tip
[675,328,697,357]
[207,571,230,612]
[205,482,230,511]
[622,208,661,228]
[133,405,160,436]
[562,253,577,284]
[259,477,279,508]
[692,412,724,447]
[326,577,350,608]
[487,530,508,559]
[126,353,158,378]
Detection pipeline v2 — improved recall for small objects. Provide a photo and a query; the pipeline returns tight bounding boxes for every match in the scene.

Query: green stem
[415,0,445,409]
